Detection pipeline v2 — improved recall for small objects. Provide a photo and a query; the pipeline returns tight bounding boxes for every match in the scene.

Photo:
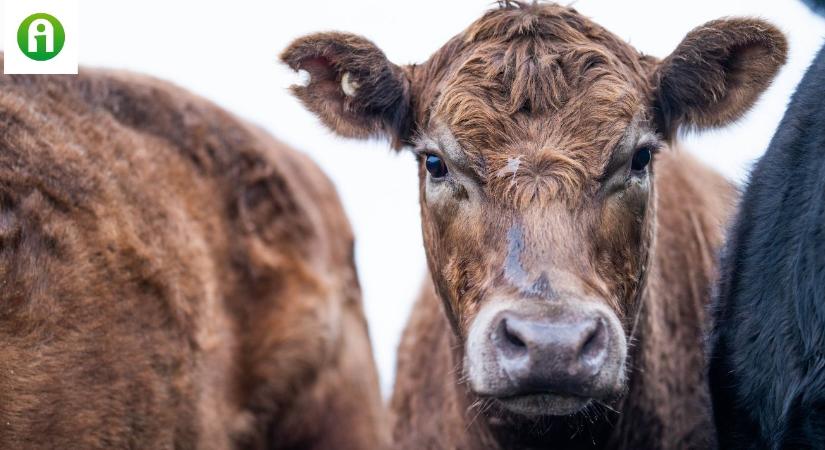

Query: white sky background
[2,1,824,395]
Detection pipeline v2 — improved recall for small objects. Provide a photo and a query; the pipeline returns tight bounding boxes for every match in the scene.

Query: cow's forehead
[414,8,649,156]
[420,86,645,197]
[417,101,653,211]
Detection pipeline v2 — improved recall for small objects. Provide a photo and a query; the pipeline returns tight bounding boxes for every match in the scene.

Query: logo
[3,0,78,74]
[17,13,65,61]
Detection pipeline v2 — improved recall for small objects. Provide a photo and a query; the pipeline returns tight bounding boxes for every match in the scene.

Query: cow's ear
[651,19,787,139]
[281,32,413,149]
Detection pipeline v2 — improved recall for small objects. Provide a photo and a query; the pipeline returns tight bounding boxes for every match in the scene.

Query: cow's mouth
[493,392,591,416]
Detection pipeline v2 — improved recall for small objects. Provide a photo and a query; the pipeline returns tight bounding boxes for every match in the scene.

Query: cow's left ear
[281,32,413,149]
[651,18,787,139]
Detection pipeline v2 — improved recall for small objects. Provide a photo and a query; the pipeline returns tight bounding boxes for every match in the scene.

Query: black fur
[802,0,825,15]
[709,44,825,449]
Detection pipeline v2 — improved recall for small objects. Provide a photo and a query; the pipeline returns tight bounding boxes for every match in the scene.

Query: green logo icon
[17,13,65,61]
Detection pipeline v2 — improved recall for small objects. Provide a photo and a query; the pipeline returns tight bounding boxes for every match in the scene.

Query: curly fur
[0,55,388,449]
[284,2,786,448]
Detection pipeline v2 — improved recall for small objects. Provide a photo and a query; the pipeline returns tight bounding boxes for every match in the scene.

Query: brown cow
[282,2,786,448]
[0,55,388,449]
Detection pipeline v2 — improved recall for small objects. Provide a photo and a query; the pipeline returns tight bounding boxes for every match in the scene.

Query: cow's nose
[493,310,609,395]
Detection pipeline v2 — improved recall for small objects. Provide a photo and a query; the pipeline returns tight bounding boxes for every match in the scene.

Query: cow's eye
[425,154,448,178]
[631,147,652,172]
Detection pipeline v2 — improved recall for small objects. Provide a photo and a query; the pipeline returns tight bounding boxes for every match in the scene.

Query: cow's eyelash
[413,147,441,158]
[642,141,663,154]
[596,140,662,183]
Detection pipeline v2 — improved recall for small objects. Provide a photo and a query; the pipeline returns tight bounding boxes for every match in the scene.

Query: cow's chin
[492,393,591,417]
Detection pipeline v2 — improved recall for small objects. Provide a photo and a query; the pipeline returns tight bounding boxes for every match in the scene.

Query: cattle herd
[0,1,822,449]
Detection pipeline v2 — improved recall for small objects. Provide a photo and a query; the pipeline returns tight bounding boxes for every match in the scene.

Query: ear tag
[341,72,359,97]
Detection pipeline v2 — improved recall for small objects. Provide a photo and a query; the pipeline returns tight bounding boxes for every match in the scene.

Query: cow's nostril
[579,318,608,367]
[497,317,529,358]
[503,319,527,349]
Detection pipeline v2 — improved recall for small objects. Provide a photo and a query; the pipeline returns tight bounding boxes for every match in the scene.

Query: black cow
[802,0,825,14]
[708,43,825,449]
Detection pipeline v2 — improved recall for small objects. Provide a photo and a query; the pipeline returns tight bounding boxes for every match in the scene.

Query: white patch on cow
[296,69,311,87]
[341,72,359,97]
[496,155,523,187]
[496,156,522,178]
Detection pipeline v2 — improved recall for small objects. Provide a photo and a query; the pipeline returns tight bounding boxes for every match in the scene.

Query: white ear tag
[341,72,359,97]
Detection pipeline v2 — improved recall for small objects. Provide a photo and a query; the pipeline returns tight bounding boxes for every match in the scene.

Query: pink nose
[492,309,610,396]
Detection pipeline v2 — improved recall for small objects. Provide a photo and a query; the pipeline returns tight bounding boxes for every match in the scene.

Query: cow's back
[0,60,386,449]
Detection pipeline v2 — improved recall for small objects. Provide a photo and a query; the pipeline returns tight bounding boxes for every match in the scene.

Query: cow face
[283,2,786,418]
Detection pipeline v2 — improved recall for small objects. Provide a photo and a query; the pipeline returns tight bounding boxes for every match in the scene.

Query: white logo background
[2,0,79,74]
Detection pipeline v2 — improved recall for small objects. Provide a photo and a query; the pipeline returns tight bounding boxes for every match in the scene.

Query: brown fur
[389,151,738,449]
[0,55,388,449]
[282,2,785,448]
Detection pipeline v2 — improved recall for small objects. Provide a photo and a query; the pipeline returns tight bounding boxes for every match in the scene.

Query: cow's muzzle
[466,299,627,416]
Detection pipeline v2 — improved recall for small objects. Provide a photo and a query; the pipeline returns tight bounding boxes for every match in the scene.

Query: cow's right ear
[281,32,413,149]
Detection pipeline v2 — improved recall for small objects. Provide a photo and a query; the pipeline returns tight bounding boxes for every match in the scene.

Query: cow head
[283,2,785,418]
